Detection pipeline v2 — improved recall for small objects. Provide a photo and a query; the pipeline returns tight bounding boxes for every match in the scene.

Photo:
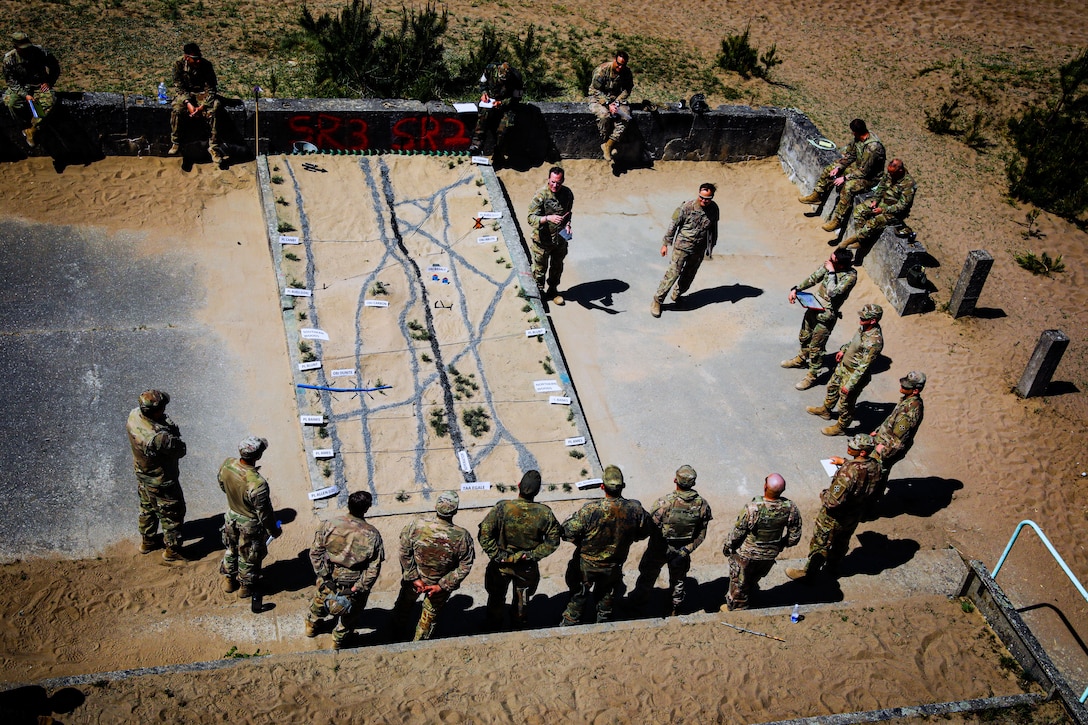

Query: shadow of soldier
[562,278,631,314]
[869,476,963,520]
[673,283,763,311]
[262,547,320,596]
[0,685,84,725]
[839,531,921,577]
[181,507,298,563]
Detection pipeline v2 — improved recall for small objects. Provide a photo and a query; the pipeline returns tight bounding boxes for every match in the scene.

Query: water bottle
[790,604,800,623]
[157,82,168,105]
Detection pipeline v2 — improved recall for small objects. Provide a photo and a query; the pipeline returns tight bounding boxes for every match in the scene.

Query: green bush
[1014,250,1065,276]
[717,24,781,80]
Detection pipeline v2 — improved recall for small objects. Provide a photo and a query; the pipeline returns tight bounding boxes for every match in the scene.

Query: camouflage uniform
[3,34,60,140]
[587,60,633,142]
[171,52,223,157]
[823,321,884,429]
[805,455,882,575]
[871,390,925,504]
[848,168,917,246]
[126,406,187,550]
[631,488,712,612]
[390,510,475,641]
[810,134,885,224]
[723,496,801,610]
[527,181,575,292]
[478,497,561,629]
[218,457,278,589]
[307,513,384,646]
[469,62,523,155]
[792,264,858,374]
[654,198,719,303]
[560,495,651,625]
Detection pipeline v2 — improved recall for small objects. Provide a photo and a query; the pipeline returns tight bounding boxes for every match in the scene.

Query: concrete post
[948,250,993,318]
[1016,330,1069,398]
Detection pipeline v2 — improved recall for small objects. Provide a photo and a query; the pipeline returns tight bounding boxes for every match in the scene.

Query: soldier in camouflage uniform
[3,32,60,148]
[587,50,633,161]
[306,490,384,649]
[478,470,561,630]
[629,465,713,616]
[526,166,574,305]
[723,473,802,610]
[169,42,225,164]
[560,465,652,625]
[839,159,917,255]
[807,304,884,436]
[868,371,926,512]
[787,434,882,581]
[651,183,719,318]
[782,249,858,390]
[126,390,187,562]
[218,436,281,599]
[390,491,475,641]
[798,119,885,233]
[467,61,523,161]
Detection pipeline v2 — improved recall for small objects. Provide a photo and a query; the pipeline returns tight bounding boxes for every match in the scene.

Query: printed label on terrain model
[525,328,546,337]
[549,396,572,405]
[364,300,390,308]
[458,450,472,473]
[565,436,586,446]
[300,415,325,425]
[313,449,335,459]
[301,328,330,341]
[308,485,339,501]
[533,380,561,393]
[278,235,301,245]
[577,478,604,490]
[330,369,356,378]
[477,235,498,244]
[460,481,491,491]
[478,211,502,219]
[427,265,449,274]
[285,288,312,297]
[471,156,491,166]
[298,360,323,371]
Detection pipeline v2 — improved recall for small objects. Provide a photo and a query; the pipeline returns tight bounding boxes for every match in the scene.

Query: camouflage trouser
[589,101,630,142]
[654,245,705,303]
[798,309,838,374]
[307,577,369,644]
[632,540,692,610]
[531,237,567,291]
[136,475,186,548]
[220,512,268,587]
[850,204,902,245]
[170,93,224,155]
[470,103,518,151]
[807,508,862,575]
[390,580,451,641]
[483,559,540,629]
[3,87,54,129]
[823,366,871,428]
[561,556,622,625]
[727,555,775,610]
[810,165,876,222]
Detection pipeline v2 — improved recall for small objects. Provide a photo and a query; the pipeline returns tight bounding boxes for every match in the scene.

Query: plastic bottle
[157,82,168,105]
[790,604,800,623]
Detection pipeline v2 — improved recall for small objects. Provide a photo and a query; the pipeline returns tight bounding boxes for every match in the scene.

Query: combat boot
[304,619,317,638]
[822,421,847,436]
[23,126,36,148]
[221,574,239,593]
[797,191,822,204]
[837,236,859,250]
[601,139,615,160]
[670,287,682,303]
[238,583,251,599]
[162,546,184,562]
[794,372,819,390]
[821,217,842,233]
[140,536,159,554]
[806,405,833,420]
[545,287,565,306]
[650,298,662,318]
[785,566,807,580]
[780,354,805,369]
[167,143,180,156]
[333,635,346,651]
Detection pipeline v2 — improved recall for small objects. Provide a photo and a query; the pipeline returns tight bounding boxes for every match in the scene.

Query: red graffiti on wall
[288,114,369,150]
[391,116,471,151]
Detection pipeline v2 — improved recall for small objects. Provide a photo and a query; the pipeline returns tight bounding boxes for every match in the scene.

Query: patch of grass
[284,251,301,261]
[960,598,976,613]
[962,112,993,151]
[370,280,388,295]
[297,311,307,321]
[562,482,572,492]
[277,221,297,233]
[395,490,410,502]
[317,427,329,439]
[275,195,289,206]
[716,23,780,80]
[223,646,269,659]
[541,357,554,374]
[451,367,479,399]
[1020,209,1046,239]
[547,483,557,492]
[462,406,491,437]
[924,99,963,136]
[475,177,485,186]
[521,304,532,313]
[1014,250,1065,276]
[429,408,449,437]
[298,341,312,354]
[270,174,285,184]
[569,449,584,459]
[321,463,332,478]
[420,352,432,363]
[495,483,508,493]
[407,319,432,341]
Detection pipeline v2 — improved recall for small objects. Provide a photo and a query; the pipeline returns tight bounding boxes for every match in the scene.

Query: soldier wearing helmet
[807,304,884,436]
[867,371,927,513]
[723,473,801,610]
[126,389,187,561]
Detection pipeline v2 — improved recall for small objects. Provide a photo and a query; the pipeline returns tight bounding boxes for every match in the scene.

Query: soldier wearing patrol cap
[218,436,281,600]
[787,433,882,581]
[126,390,187,561]
[723,473,802,610]
[629,464,713,616]
[868,371,927,513]
[3,31,60,148]
[390,491,475,641]
[808,303,884,436]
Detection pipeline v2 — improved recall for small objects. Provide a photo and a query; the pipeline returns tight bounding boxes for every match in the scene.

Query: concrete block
[1016,329,1070,398]
[949,250,994,318]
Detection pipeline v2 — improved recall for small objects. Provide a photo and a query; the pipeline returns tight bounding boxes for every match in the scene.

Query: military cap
[675,464,697,489]
[859,303,883,321]
[435,490,459,515]
[138,389,170,412]
[239,435,268,459]
[11,32,31,49]
[602,465,625,493]
[848,433,876,452]
[900,371,926,390]
[519,469,542,497]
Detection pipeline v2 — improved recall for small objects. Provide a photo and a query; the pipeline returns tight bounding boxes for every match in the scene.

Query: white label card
[549,396,572,405]
[331,368,356,378]
[279,235,300,245]
[460,481,491,491]
[364,300,389,308]
[458,450,472,473]
[577,478,604,490]
[525,328,546,337]
[300,415,325,425]
[300,328,330,341]
[470,156,491,166]
[478,211,502,219]
[298,360,322,371]
[565,436,586,446]
[427,265,449,273]
[285,288,312,297]
[477,235,498,244]
[534,380,561,393]
[313,449,335,459]
[308,485,339,501]
[452,102,478,113]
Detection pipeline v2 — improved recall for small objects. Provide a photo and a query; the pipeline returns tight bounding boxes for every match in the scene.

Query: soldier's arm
[615,70,632,103]
[309,524,331,578]
[822,471,850,510]
[477,505,502,561]
[150,429,186,460]
[662,206,683,246]
[527,192,546,231]
[205,62,219,96]
[438,535,475,591]
[843,334,883,391]
[588,65,608,102]
[43,51,60,87]
[356,536,384,592]
[785,503,803,548]
[531,511,562,561]
[883,177,917,218]
[560,511,584,543]
[686,504,712,554]
[399,523,420,581]
[723,506,751,554]
[837,140,858,170]
[849,141,884,181]
[635,504,654,542]
[250,480,278,537]
[172,59,187,97]
[825,268,857,305]
[795,265,826,292]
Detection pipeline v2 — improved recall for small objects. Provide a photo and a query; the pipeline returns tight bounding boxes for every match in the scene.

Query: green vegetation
[462,406,491,437]
[449,366,480,400]
[541,356,554,374]
[395,490,410,502]
[370,280,388,295]
[223,646,268,659]
[429,408,448,437]
[568,449,584,459]
[270,175,285,185]
[407,319,432,341]
[716,23,781,80]
[1014,250,1065,276]
[277,221,296,233]
[284,251,300,261]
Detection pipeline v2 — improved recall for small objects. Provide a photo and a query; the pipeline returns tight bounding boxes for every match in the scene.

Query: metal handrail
[992,519,1088,703]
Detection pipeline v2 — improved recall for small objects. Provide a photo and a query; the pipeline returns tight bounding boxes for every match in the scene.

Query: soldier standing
[306,490,384,650]
[390,491,475,641]
[798,118,885,233]
[467,60,523,161]
[588,50,633,162]
[629,465,713,616]
[169,42,225,165]
[869,371,926,511]
[478,470,561,630]
[807,303,884,436]
[126,390,187,562]
[526,166,574,306]
[782,249,858,390]
[2,31,60,148]
[839,159,917,254]
[560,465,652,626]
[723,473,802,610]
[786,434,882,581]
[652,184,719,318]
[218,436,281,601]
